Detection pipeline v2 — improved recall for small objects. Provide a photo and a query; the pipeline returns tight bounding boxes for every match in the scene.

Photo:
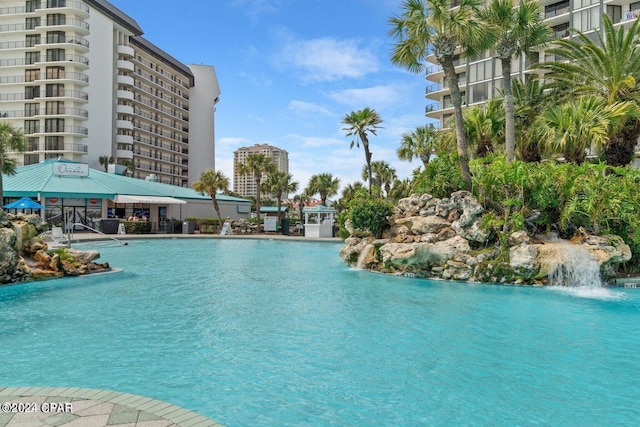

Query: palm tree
[193,169,230,228]
[479,0,550,162]
[389,0,490,188]
[119,159,135,177]
[397,124,439,168]
[305,173,340,206]
[342,108,383,196]
[261,171,299,222]
[536,96,638,165]
[463,98,505,158]
[99,155,114,172]
[512,75,548,162]
[362,160,397,198]
[540,15,640,166]
[293,191,310,224]
[236,153,276,232]
[0,122,26,206]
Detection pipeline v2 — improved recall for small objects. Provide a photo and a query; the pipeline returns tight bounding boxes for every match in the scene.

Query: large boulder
[380,236,471,272]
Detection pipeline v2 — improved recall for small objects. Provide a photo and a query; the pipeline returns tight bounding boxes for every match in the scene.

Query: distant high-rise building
[233,143,289,199]
[0,0,220,187]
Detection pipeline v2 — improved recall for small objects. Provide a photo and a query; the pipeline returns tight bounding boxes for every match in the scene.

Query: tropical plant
[293,191,311,224]
[342,108,383,196]
[349,199,394,239]
[305,173,340,206]
[261,171,299,222]
[388,178,413,202]
[540,15,640,166]
[235,153,276,232]
[389,0,490,188]
[479,0,550,162]
[535,96,638,165]
[119,159,135,176]
[397,124,440,168]
[98,155,114,172]
[463,98,505,158]
[0,122,26,206]
[362,160,397,198]
[193,169,230,228]
[512,75,548,162]
[412,152,466,199]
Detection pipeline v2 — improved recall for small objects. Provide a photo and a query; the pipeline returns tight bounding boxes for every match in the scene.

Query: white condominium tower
[0,0,220,187]
[425,0,640,126]
[233,143,289,199]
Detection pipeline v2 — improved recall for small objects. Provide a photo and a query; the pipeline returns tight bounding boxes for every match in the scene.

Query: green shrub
[412,153,466,198]
[349,199,393,239]
[124,221,152,234]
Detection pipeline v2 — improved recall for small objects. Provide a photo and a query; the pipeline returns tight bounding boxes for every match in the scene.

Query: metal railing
[68,223,126,245]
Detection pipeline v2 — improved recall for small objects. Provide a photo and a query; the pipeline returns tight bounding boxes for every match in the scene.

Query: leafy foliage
[411,153,466,198]
[349,199,393,239]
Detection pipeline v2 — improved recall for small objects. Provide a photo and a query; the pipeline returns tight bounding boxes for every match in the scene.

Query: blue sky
[108,0,431,196]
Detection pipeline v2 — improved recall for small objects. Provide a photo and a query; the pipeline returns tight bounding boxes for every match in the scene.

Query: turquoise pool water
[1,238,639,426]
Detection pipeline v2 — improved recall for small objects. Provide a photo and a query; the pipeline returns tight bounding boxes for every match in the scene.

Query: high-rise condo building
[425,1,640,127]
[233,143,289,199]
[0,0,220,187]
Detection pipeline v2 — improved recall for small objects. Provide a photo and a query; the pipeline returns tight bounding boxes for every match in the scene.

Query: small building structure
[302,205,336,238]
[3,160,251,233]
[260,206,289,232]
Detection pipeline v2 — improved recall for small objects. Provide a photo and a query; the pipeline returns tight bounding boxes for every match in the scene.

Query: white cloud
[328,85,401,107]
[279,37,378,82]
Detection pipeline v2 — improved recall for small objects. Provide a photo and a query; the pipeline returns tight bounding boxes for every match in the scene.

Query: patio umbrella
[3,197,44,210]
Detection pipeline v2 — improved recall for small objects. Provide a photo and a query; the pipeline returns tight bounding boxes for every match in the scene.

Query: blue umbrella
[3,197,44,210]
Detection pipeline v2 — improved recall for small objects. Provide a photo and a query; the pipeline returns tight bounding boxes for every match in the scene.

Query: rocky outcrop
[341,192,632,286]
[0,211,110,285]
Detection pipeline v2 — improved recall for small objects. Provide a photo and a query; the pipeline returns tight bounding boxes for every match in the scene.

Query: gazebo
[302,205,336,238]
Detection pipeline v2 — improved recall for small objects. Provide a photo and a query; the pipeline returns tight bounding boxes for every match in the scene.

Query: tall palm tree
[98,155,114,172]
[261,171,299,222]
[463,98,505,157]
[540,15,640,166]
[479,0,550,162]
[0,122,26,206]
[293,191,310,224]
[305,173,340,206]
[389,0,490,188]
[236,153,276,232]
[193,169,230,228]
[536,96,638,165]
[397,124,439,168]
[342,108,382,196]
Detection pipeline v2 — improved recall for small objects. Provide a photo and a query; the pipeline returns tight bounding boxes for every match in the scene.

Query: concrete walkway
[0,387,223,427]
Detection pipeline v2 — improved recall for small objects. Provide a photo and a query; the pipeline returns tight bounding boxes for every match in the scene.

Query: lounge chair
[40,226,69,246]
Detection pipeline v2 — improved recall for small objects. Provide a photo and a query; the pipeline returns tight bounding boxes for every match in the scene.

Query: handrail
[68,223,126,245]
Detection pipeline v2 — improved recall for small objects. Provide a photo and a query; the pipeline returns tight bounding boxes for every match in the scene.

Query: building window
[46,101,64,115]
[46,49,65,62]
[47,0,67,7]
[26,138,39,151]
[26,34,41,48]
[45,136,64,150]
[24,103,39,117]
[46,66,65,79]
[25,69,40,82]
[25,52,40,65]
[25,86,40,99]
[25,17,41,30]
[24,120,39,134]
[26,1,41,13]
[24,154,40,165]
[46,14,66,26]
[45,118,64,132]
[46,31,65,44]
[46,84,64,97]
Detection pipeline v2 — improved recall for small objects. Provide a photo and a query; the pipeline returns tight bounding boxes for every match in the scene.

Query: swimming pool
[1,238,639,426]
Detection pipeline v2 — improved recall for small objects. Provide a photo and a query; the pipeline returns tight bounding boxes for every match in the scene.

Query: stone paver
[0,388,223,427]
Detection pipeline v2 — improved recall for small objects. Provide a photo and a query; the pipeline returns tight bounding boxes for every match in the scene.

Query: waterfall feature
[356,244,373,270]
[548,243,603,287]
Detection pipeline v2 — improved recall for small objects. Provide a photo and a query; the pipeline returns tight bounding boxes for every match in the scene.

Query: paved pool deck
[64,231,342,244]
[0,387,223,427]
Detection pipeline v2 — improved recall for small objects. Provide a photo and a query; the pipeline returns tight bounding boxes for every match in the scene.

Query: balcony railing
[0,6,25,15]
[543,3,570,19]
[39,1,90,14]
[45,89,89,100]
[426,84,440,95]
[31,143,88,153]
[41,126,88,135]
[42,18,89,32]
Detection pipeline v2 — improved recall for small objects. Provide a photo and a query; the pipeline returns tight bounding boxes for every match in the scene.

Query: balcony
[39,1,90,18]
[116,75,134,87]
[0,6,26,15]
[34,143,89,154]
[117,60,134,72]
[38,54,89,67]
[39,126,88,136]
[39,18,89,35]
[116,134,133,144]
[42,71,89,84]
[44,89,89,102]
[116,119,134,131]
[46,36,89,51]
[0,23,27,32]
[116,149,134,159]
[117,45,135,58]
[117,90,134,101]
[116,104,134,115]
